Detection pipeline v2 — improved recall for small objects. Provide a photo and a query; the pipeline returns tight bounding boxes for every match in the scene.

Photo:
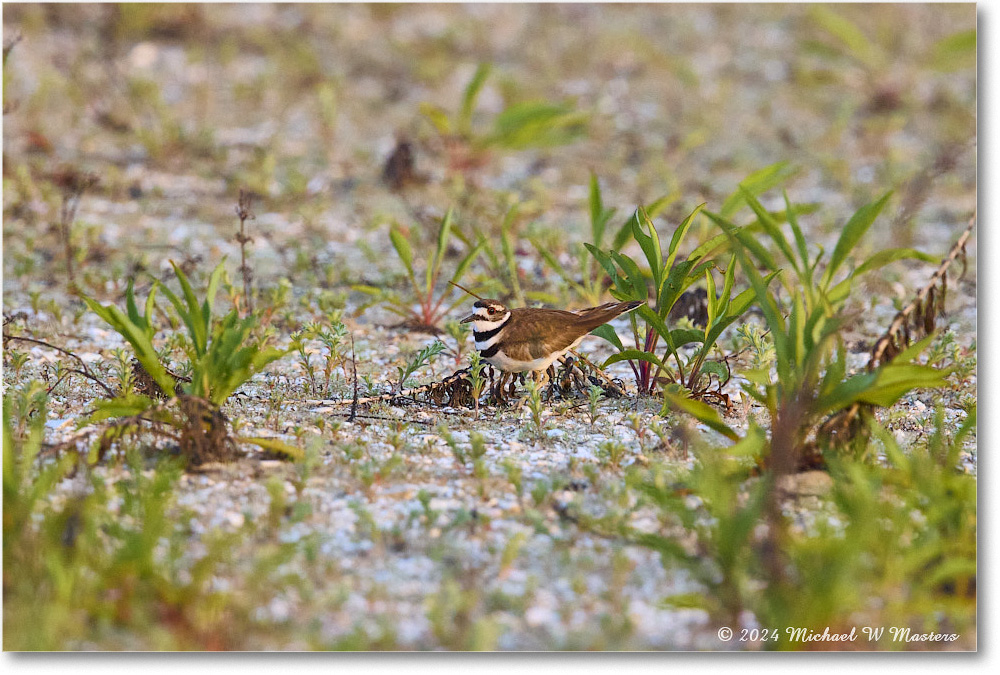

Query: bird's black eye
[488,307,496,315]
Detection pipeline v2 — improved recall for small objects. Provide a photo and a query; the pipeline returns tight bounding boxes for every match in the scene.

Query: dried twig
[348,333,359,422]
[3,332,117,398]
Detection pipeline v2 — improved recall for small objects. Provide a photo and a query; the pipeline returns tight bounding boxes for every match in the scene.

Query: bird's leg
[493,371,509,406]
[544,364,558,400]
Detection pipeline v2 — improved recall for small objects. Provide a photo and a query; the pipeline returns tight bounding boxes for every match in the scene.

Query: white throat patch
[472,312,511,350]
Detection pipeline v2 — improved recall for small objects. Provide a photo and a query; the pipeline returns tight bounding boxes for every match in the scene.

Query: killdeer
[460,297,643,398]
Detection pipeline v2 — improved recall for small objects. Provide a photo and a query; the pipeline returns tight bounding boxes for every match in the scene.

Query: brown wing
[503,302,641,361]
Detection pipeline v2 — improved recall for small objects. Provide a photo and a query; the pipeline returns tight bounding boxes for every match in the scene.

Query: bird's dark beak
[460,314,476,324]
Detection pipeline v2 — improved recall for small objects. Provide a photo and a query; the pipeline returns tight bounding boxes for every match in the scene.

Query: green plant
[5,349,29,381]
[397,340,446,393]
[524,377,546,441]
[81,261,300,464]
[355,208,484,333]
[468,346,487,420]
[587,383,603,426]
[587,204,768,398]
[420,62,588,170]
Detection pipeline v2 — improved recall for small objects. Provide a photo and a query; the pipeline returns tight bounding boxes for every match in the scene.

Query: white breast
[484,335,587,373]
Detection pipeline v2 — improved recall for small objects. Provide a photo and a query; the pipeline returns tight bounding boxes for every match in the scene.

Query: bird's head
[460,299,510,329]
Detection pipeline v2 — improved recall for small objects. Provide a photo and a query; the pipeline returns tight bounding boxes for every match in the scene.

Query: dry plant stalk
[811,211,976,460]
[235,188,256,314]
[870,212,975,369]
[51,167,98,292]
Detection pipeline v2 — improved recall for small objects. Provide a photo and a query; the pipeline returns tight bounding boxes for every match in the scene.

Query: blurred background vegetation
[2,3,976,652]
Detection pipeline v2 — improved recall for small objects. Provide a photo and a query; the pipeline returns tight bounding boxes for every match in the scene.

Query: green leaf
[589,172,614,246]
[87,395,157,423]
[783,190,810,277]
[728,422,766,457]
[821,191,892,288]
[428,208,455,295]
[670,328,704,348]
[817,364,946,414]
[929,29,976,72]
[610,250,649,302]
[239,436,305,461]
[450,239,486,285]
[852,247,937,277]
[603,349,667,372]
[82,295,177,397]
[630,209,663,292]
[487,101,588,149]
[419,102,452,135]
[720,162,796,218]
[665,204,705,270]
[390,225,414,277]
[740,187,799,275]
[205,260,226,315]
[702,210,780,273]
[662,391,738,441]
[459,63,492,134]
[590,323,625,352]
[810,5,884,69]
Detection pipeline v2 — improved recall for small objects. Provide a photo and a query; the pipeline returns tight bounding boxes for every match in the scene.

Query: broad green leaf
[822,191,892,288]
[703,210,780,273]
[488,101,588,149]
[705,268,718,327]
[610,250,649,302]
[603,348,667,372]
[929,29,976,72]
[728,422,766,456]
[87,395,157,423]
[817,364,946,414]
[670,328,705,348]
[852,247,938,277]
[589,172,615,246]
[630,209,663,292]
[590,323,625,352]
[205,261,226,315]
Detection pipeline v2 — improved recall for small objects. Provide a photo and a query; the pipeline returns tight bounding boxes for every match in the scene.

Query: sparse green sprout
[397,339,446,393]
[501,458,524,505]
[598,440,627,469]
[524,377,546,440]
[587,383,603,426]
[469,432,487,461]
[443,318,470,363]
[468,349,487,419]
[5,350,29,381]
[530,479,551,508]
[439,425,465,466]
